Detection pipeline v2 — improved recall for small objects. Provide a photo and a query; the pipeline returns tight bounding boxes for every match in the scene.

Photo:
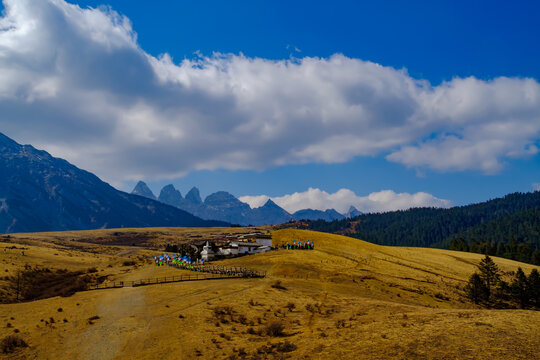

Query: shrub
[236,314,248,325]
[276,340,297,353]
[1,335,28,354]
[264,321,285,337]
[87,315,100,324]
[5,266,101,302]
[285,302,295,312]
[271,281,287,290]
[218,333,231,341]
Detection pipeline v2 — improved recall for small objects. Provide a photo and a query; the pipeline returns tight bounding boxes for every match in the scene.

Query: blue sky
[1,0,539,212]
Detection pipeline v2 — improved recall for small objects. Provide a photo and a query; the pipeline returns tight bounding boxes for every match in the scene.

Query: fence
[87,264,265,291]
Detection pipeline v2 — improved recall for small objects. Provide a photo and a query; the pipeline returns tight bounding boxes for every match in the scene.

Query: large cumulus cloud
[239,188,452,214]
[1,0,539,186]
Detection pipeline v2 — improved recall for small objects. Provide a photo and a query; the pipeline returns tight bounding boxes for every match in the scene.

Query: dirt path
[63,286,149,359]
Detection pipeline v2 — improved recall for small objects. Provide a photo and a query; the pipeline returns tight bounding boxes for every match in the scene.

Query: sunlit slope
[222,229,539,307]
[1,229,539,360]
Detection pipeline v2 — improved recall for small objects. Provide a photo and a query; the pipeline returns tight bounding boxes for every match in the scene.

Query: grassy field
[0,228,538,359]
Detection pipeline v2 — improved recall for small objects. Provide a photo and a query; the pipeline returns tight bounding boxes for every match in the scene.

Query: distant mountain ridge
[137,183,351,226]
[0,132,227,233]
[293,209,345,222]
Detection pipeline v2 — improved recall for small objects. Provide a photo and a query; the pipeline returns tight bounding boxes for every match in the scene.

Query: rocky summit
[131,181,157,200]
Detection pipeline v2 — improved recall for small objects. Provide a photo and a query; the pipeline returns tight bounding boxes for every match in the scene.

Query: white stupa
[200,241,215,261]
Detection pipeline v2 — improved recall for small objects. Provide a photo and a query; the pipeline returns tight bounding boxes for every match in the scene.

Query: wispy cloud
[0,0,539,186]
[239,187,452,214]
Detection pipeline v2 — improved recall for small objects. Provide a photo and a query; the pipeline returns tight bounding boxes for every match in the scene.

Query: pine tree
[510,268,529,308]
[464,273,488,304]
[527,268,540,307]
[477,255,500,301]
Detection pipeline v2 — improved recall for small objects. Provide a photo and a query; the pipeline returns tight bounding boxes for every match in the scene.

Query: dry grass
[0,228,538,359]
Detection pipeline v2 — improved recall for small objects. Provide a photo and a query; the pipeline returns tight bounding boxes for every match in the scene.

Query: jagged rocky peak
[158,184,183,207]
[346,206,363,218]
[185,186,202,204]
[204,191,244,206]
[131,181,156,200]
[262,199,281,208]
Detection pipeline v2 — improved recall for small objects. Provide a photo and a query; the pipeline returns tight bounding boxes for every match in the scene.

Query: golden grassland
[0,228,539,359]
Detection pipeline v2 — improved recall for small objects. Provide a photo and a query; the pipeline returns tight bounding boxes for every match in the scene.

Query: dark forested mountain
[131,181,156,200]
[0,133,227,233]
[447,207,540,264]
[293,208,345,222]
[305,191,540,264]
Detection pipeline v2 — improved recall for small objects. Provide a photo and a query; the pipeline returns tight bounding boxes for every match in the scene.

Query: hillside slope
[306,191,540,263]
[0,133,227,233]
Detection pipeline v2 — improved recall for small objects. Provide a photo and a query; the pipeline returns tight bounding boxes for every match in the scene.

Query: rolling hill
[305,191,540,264]
[0,228,538,359]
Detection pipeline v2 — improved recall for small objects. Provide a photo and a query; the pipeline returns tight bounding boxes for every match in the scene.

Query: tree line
[465,255,539,309]
[304,191,540,265]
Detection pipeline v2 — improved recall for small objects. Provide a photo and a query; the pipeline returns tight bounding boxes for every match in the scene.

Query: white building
[238,233,273,248]
[200,241,215,261]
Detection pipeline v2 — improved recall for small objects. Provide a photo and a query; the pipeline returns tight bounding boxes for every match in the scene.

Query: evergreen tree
[528,268,540,307]
[510,268,529,308]
[464,273,488,304]
[477,255,500,301]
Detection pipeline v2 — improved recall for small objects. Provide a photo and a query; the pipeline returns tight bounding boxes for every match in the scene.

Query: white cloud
[533,183,540,192]
[239,187,452,214]
[0,0,539,186]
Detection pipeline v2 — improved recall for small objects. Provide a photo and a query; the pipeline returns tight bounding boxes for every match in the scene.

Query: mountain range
[131,182,358,226]
[0,132,227,233]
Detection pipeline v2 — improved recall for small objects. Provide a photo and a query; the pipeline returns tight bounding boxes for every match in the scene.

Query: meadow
[0,228,538,359]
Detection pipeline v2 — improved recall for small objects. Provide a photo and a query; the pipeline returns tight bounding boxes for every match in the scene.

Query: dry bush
[218,333,231,341]
[305,302,337,316]
[335,319,348,328]
[1,335,28,354]
[434,292,450,301]
[5,266,104,302]
[122,260,136,267]
[264,321,285,337]
[256,340,297,354]
[213,306,235,324]
[246,327,258,335]
[236,314,248,325]
[87,315,100,325]
[271,280,287,290]
[276,340,297,353]
[285,302,295,312]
